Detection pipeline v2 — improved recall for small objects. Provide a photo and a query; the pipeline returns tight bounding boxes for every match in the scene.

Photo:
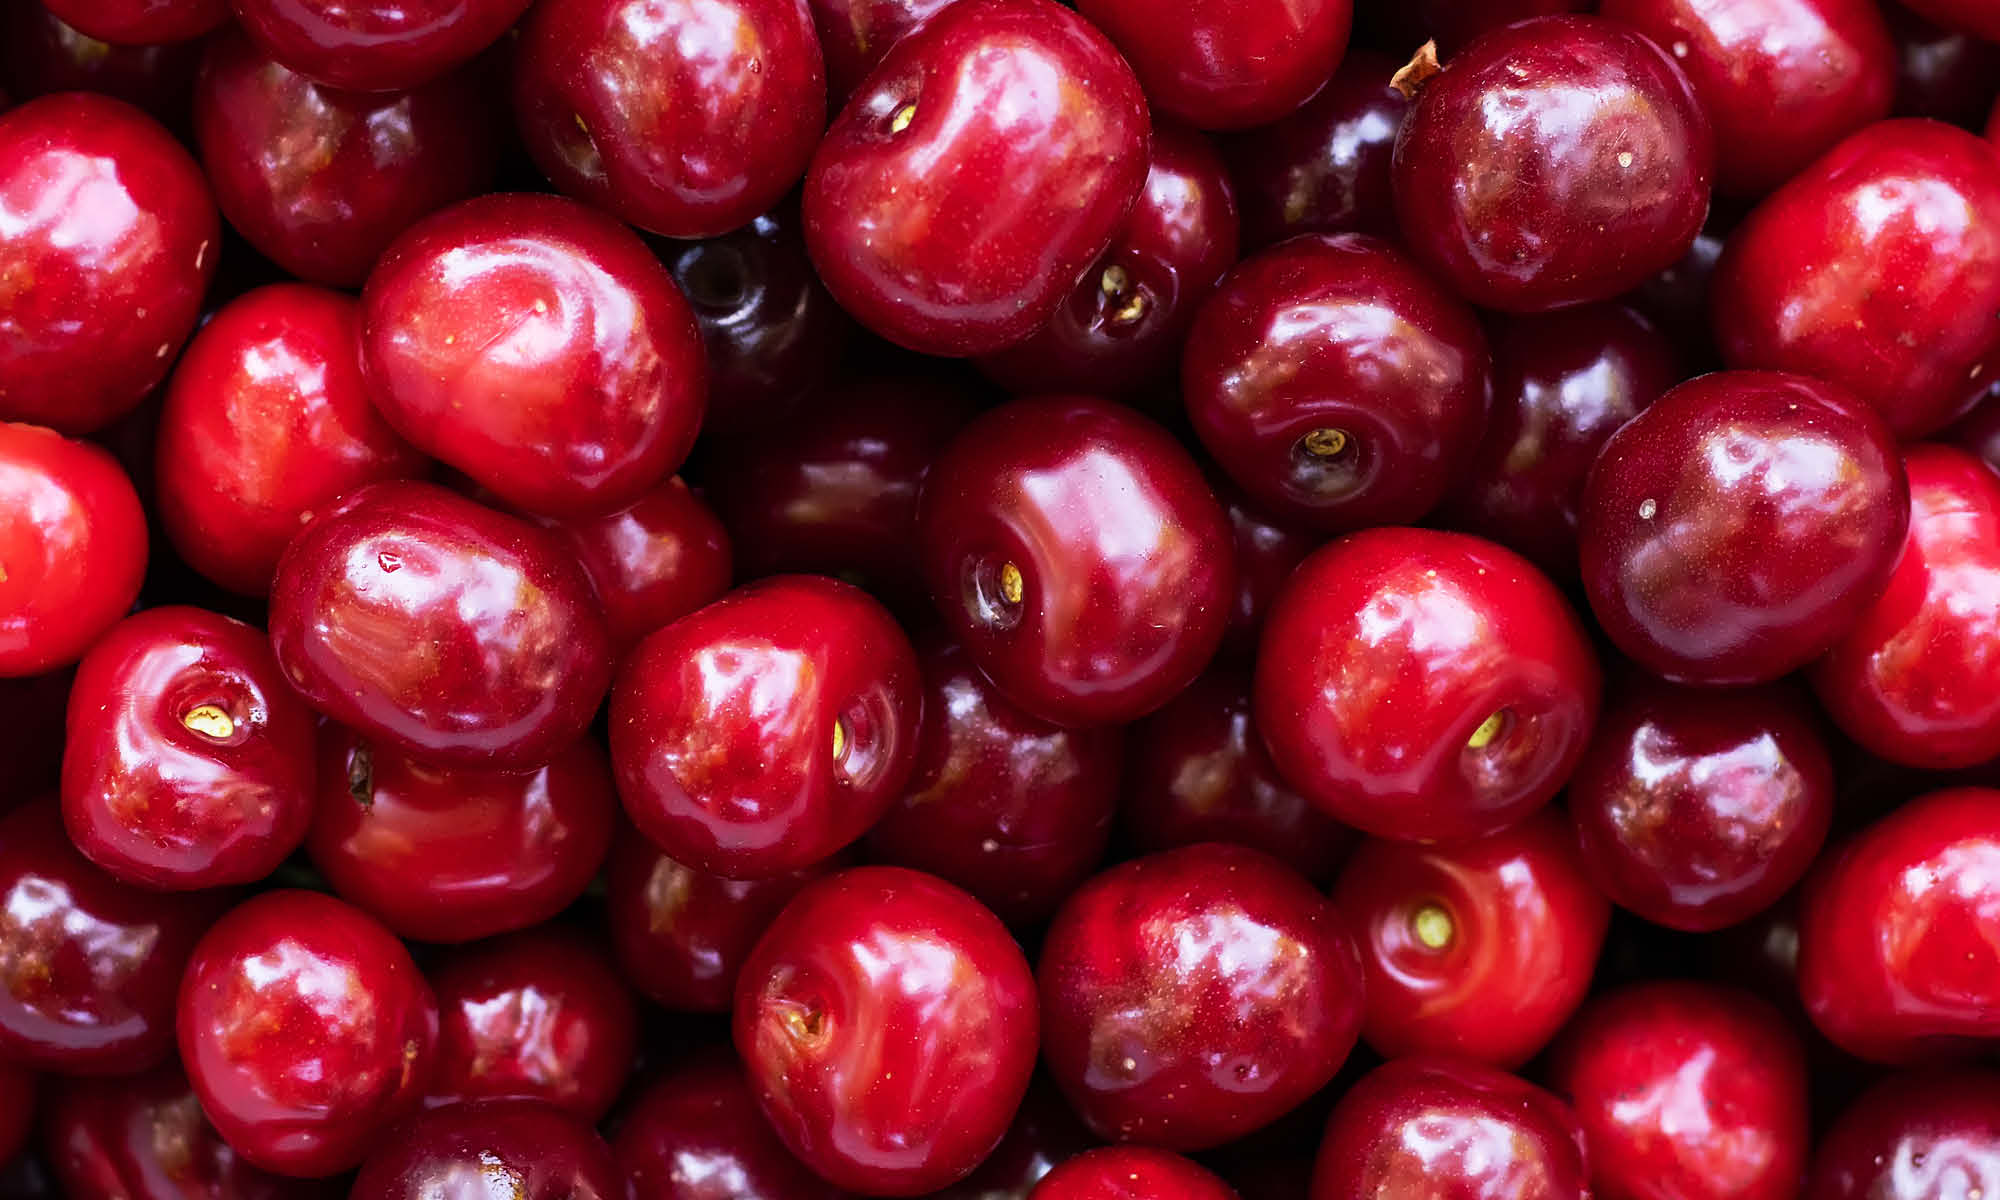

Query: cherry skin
[0,424,148,678]
[1580,370,1908,687]
[610,575,922,878]
[0,93,218,434]
[177,889,438,1178]
[917,396,1236,728]
[307,725,616,944]
[40,0,227,45]
[268,480,614,768]
[1812,445,2000,768]
[1075,0,1350,131]
[802,0,1150,356]
[515,0,826,240]
[1392,15,1715,313]
[1183,233,1491,534]
[1629,224,1726,369]
[1808,1069,2000,1200]
[1039,843,1364,1150]
[359,193,706,518]
[1420,0,1592,52]
[1713,120,2000,437]
[734,865,1039,1196]
[533,477,733,658]
[1311,1057,1589,1200]
[1214,480,1318,660]
[0,5,203,120]
[1253,527,1601,844]
[1888,2,2000,126]
[228,0,533,92]
[1948,387,2000,479]
[864,634,1122,925]
[156,284,428,597]
[614,1053,846,1200]
[1568,679,1835,933]
[1028,1147,1238,1200]
[809,0,957,100]
[1332,810,1609,1068]
[350,1099,622,1200]
[1899,0,2000,42]
[61,606,316,891]
[0,1063,26,1167]
[1548,981,1809,1200]
[193,29,500,289]
[933,1080,1097,1200]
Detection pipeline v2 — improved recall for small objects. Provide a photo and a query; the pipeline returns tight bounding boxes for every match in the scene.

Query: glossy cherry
[534,477,732,657]
[1076,0,1349,130]
[1808,1069,2000,1200]
[809,0,957,100]
[359,193,706,518]
[802,0,1150,356]
[917,396,1235,728]
[1392,15,1714,313]
[41,0,227,44]
[0,1063,26,1167]
[1629,224,1726,368]
[0,93,217,434]
[1898,0,2000,42]
[350,1099,622,1200]
[0,5,204,118]
[1254,527,1600,844]
[1039,843,1363,1150]
[1222,50,1407,249]
[610,575,921,878]
[228,0,532,92]
[1214,481,1318,660]
[268,480,614,767]
[307,725,616,943]
[1029,1148,1237,1200]
[734,865,1039,1196]
[933,1080,1097,1200]
[1184,233,1490,533]
[614,1053,846,1200]
[1889,2,2000,126]
[1580,371,1908,686]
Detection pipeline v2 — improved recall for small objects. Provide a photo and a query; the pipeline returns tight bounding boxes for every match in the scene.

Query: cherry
[1182,233,1491,534]
[1392,15,1715,314]
[1214,480,1318,660]
[359,193,706,519]
[1548,981,1810,1200]
[0,94,218,435]
[1440,304,1681,579]
[614,1053,846,1200]
[1568,678,1835,933]
[802,0,1150,356]
[0,424,148,678]
[917,396,1235,728]
[1310,1057,1589,1200]
[307,725,615,943]
[932,1080,1097,1200]
[1812,446,2000,768]
[1122,665,1354,884]
[734,865,1039,1195]
[976,122,1241,399]
[350,1099,622,1199]
[228,0,531,92]
[1222,50,1406,249]
[1888,2,2000,126]
[1713,120,2000,438]
[62,606,316,891]
[809,0,956,100]
[41,0,227,45]
[1808,1069,2000,1200]
[156,284,428,597]
[1039,843,1363,1150]
[1254,527,1601,844]
[1897,0,2000,42]
[1075,0,1350,131]
[193,29,500,290]
[1028,1147,1237,1200]
[268,480,614,767]
[1579,371,1908,686]
[532,476,732,658]
[424,931,637,1122]
[1629,225,1727,369]
[864,634,1122,925]
[0,1063,27,1168]
[1332,810,1608,1068]
[0,5,203,119]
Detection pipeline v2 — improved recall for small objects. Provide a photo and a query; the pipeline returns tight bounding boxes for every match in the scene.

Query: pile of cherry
[3,0,2000,1195]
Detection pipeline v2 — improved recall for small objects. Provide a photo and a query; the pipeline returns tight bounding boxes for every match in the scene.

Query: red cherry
[1222,50,1407,249]
[613,1053,847,1200]
[1254,527,1601,844]
[734,866,1039,1195]
[1807,1069,2000,1199]
[1898,0,2000,42]
[40,0,227,44]
[802,0,1150,355]
[229,0,532,92]
[0,94,217,434]
[0,5,203,120]
[1028,1147,1238,1200]
[0,1063,28,1167]
[1628,225,1727,368]
[808,0,957,100]
[933,1080,1098,1200]
[531,476,732,658]
[1887,2,2000,126]
[1420,0,1591,52]
[1075,0,1350,131]
[349,1099,622,1199]
[1214,480,1318,660]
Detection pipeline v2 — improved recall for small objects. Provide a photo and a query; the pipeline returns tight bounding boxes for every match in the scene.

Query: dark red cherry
[1039,843,1363,1150]
[1808,1069,2000,1200]
[360,193,706,518]
[1421,0,1593,52]
[178,889,437,1178]
[515,0,826,239]
[1122,665,1353,884]
[307,726,615,943]
[1214,480,1318,660]
[0,94,217,434]
[809,0,955,100]
[1889,1,2000,126]
[268,480,614,768]
[1948,388,2000,479]
[735,866,1039,1195]
[1311,1058,1589,1200]
[351,1099,622,1200]
[1629,225,1726,369]
[1075,0,1350,130]
[1898,0,2000,42]
[1812,446,2000,768]
[864,634,1122,925]
[0,1063,26,1166]
[1333,810,1608,1068]
[917,396,1235,728]
[193,29,499,289]
[41,0,227,44]
[1184,233,1490,533]
[0,424,147,677]
[614,1053,846,1200]
[976,123,1240,398]
[229,0,532,92]
[802,0,1150,355]
[932,1079,1097,1200]
[1392,16,1714,313]
[1579,370,1908,686]
[1549,981,1810,1200]
[1029,1147,1237,1200]
[1713,120,2000,437]
[1439,304,1681,579]
[1568,679,1834,932]
[1254,527,1600,844]
[0,5,203,118]
[62,606,316,891]
[610,575,921,878]
[534,477,732,657]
